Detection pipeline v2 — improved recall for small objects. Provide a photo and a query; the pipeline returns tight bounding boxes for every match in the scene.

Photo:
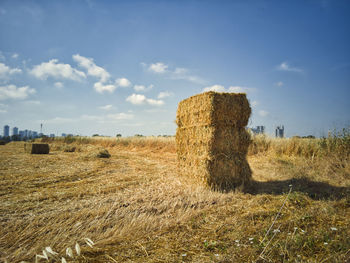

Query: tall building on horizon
[251,125,265,135]
[275,125,285,138]
[12,127,18,136]
[3,125,9,137]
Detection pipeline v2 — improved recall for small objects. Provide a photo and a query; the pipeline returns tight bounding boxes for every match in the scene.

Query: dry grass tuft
[0,131,349,262]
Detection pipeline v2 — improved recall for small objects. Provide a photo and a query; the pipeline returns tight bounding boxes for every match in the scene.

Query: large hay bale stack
[24,143,50,154]
[176,91,252,190]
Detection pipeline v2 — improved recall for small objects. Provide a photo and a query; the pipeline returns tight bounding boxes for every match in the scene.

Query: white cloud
[147,98,164,106]
[93,82,117,93]
[73,54,110,83]
[277,62,303,73]
[12,53,19,59]
[126,94,146,105]
[258,110,269,117]
[228,86,255,93]
[157,91,173,99]
[115,78,131,87]
[0,84,36,100]
[144,62,207,84]
[99,104,113,111]
[203,85,256,94]
[54,82,63,88]
[134,85,146,92]
[107,113,134,120]
[0,63,22,79]
[134,84,153,92]
[30,59,86,81]
[126,93,164,106]
[275,81,284,87]
[251,101,259,107]
[171,67,206,85]
[148,62,168,73]
[203,85,226,92]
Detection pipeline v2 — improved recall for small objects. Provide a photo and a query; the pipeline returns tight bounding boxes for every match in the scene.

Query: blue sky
[0,0,349,137]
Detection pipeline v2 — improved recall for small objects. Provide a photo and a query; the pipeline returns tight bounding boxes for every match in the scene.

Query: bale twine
[176,91,252,190]
[24,143,50,154]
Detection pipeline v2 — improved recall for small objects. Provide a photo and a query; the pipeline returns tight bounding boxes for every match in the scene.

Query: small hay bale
[176,91,252,190]
[96,149,111,158]
[24,143,50,154]
[0,140,6,145]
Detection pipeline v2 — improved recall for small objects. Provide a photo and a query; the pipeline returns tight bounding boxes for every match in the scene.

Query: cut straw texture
[176,91,252,190]
[24,143,50,154]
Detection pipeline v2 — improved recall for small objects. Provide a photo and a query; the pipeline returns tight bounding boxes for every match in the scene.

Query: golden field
[0,133,349,262]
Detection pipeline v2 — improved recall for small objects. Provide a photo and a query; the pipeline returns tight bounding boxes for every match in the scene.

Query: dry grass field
[0,133,349,262]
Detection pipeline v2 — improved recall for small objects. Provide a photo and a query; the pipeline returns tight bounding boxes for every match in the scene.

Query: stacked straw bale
[24,143,50,154]
[176,91,252,190]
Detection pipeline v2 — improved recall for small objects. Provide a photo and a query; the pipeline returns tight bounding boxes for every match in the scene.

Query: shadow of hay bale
[244,177,350,201]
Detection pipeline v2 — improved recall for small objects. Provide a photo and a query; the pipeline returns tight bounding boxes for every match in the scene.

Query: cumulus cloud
[115,78,131,87]
[73,54,110,83]
[157,91,173,99]
[134,85,146,92]
[203,85,225,92]
[134,84,153,92]
[148,62,168,73]
[170,67,206,85]
[203,85,256,94]
[277,62,303,73]
[147,98,165,106]
[0,62,22,79]
[99,104,113,111]
[258,110,269,117]
[126,93,164,106]
[0,84,36,100]
[126,94,147,105]
[144,62,206,84]
[30,59,86,81]
[93,82,117,93]
[54,82,63,88]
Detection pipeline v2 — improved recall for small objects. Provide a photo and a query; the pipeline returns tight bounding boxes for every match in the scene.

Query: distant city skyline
[1,123,60,138]
[1,1,349,137]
